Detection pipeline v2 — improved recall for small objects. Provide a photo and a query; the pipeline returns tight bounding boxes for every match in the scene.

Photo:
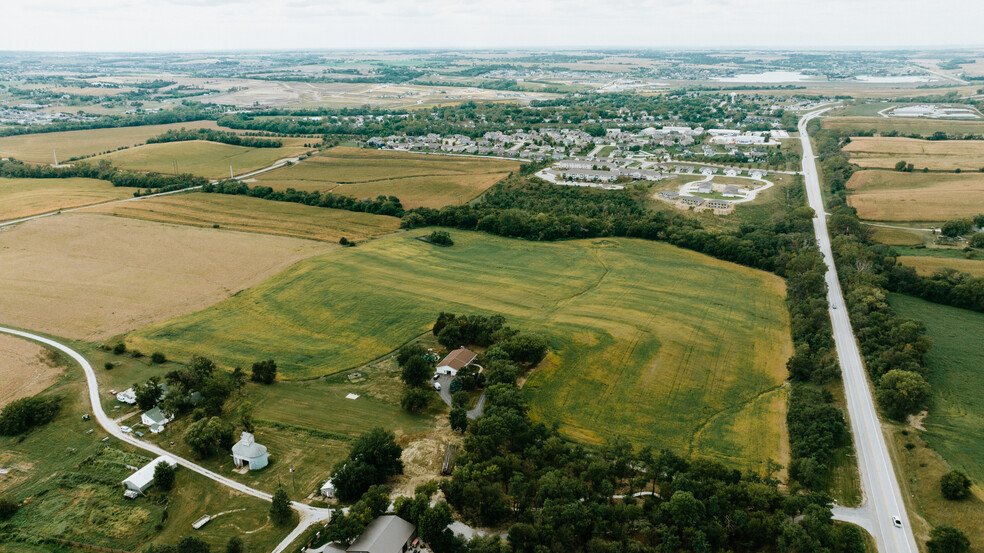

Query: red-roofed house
[436,347,477,376]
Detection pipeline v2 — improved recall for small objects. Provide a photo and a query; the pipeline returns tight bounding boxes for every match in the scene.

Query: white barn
[122,455,177,493]
[232,431,269,470]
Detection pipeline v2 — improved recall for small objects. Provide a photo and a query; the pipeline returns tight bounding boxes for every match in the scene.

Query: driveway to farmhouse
[0,326,330,553]
[434,373,485,420]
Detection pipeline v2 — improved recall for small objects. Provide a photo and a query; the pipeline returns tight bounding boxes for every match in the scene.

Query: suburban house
[436,347,477,377]
[722,185,742,198]
[141,407,173,434]
[696,182,713,194]
[346,515,417,553]
[122,455,177,493]
[658,190,680,200]
[232,431,269,470]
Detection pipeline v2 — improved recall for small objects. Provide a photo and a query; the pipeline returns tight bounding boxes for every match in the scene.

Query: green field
[128,230,792,470]
[0,121,225,164]
[0,343,289,553]
[888,294,984,484]
[252,147,519,209]
[0,177,130,222]
[93,140,313,179]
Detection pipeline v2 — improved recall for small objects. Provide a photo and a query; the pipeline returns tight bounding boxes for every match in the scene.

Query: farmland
[0,368,289,553]
[823,116,984,136]
[843,136,984,171]
[82,192,401,242]
[0,213,334,340]
[252,147,519,208]
[0,177,131,222]
[0,121,225,163]
[93,139,314,179]
[0,334,64,408]
[898,256,984,278]
[845,169,984,221]
[128,230,792,470]
[887,294,984,548]
[870,226,925,246]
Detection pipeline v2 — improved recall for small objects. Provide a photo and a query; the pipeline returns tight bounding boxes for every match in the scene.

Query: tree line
[201,179,404,217]
[0,158,207,193]
[146,128,284,148]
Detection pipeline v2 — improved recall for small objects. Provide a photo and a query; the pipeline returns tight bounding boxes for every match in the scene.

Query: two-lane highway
[798,110,919,553]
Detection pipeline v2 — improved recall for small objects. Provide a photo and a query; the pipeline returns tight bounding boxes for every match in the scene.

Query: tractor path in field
[0,326,330,553]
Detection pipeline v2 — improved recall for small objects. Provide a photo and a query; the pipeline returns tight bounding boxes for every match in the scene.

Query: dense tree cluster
[396,343,436,414]
[0,158,207,193]
[940,470,973,500]
[0,395,61,436]
[250,359,278,384]
[160,355,239,418]
[0,106,211,138]
[201,179,404,216]
[786,386,849,489]
[330,427,404,501]
[147,128,284,148]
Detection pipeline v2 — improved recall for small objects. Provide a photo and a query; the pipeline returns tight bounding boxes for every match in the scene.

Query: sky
[3,0,984,52]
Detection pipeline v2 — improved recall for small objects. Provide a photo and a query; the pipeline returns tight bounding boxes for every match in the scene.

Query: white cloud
[1,0,983,51]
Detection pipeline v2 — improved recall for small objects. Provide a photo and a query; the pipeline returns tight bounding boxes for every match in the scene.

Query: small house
[122,455,177,493]
[722,185,742,198]
[436,347,477,377]
[232,431,269,471]
[696,182,713,194]
[321,479,336,499]
[141,407,173,433]
[346,515,417,553]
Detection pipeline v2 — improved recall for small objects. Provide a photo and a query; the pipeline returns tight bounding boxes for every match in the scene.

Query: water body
[712,71,816,83]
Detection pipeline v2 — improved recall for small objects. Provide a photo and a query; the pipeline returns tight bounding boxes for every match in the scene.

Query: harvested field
[129,230,792,471]
[823,116,984,136]
[0,335,64,408]
[93,139,314,179]
[253,147,519,208]
[82,192,401,242]
[0,177,130,222]
[843,137,984,171]
[0,213,334,340]
[846,170,984,221]
[898,256,984,278]
[0,121,224,163]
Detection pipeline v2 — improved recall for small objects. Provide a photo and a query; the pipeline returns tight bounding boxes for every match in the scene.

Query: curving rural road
[798,110,919,553]
[0,326,330,553]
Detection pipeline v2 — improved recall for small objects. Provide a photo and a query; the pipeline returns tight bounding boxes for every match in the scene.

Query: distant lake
[712,71,816,83]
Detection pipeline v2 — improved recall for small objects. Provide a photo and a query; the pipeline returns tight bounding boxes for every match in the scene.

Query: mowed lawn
[253,147,519,208]
[889,294,984,486]
[870,227,926,246]
[82,192,401,242]
[129,231,792,470]
[843,137,984,171]
[898,256,984,278]
[823,116,984,136]
[0,213,334,340]
[93,139,313,179]
[0,120,224,163]
[846,169,984,221]
[0,177,132,222]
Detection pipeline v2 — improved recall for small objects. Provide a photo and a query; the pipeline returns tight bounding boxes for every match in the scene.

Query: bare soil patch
[0,335,64,408]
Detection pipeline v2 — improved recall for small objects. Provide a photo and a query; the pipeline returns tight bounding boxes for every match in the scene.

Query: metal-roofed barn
[232,431,268,470]
[122,455,177,493]
[346,515,417,553]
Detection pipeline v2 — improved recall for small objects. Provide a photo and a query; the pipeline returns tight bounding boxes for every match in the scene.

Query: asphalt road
[798,110,919,553]
[0,326,330,553]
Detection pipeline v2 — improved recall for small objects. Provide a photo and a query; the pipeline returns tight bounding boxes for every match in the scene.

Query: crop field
[129,230,792,470]
[0,177,131,222]
[0,371,288,553]
[845,169,984,221]
[0,213,334,340]
[93,139,314,179]
[843,137,984,171]
[0,335,64,408]
[253,147,519,208]
[0,121,224,164]
[898,256,984,278]
[82,192,401,242]
[823,116,984,136]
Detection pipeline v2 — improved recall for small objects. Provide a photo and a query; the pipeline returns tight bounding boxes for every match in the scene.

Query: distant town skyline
[3,0,984,52]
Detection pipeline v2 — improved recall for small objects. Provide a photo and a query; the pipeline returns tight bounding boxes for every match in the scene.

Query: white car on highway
[892,516,903,528]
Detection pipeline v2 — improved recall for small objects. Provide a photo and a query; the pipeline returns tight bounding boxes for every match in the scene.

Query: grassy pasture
[0,213,334,341]
[886,294,984,550]
[253,147,519,208]
[897,256,984,278]
[845,169,984,221]
[129,231,792,470]
[83,192,401,242]
[823,116,984,136]
[0,121,224,164]
[0,177,131,222]
[870,227,926,246]
[0,366,288,553]
[93,139,314,179]
[843,137,984,171]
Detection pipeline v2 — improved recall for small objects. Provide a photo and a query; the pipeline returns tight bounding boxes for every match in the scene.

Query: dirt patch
[909,410,928,431]
[0,334,65,408]
[0,213,335,340]
[391,417,460,497]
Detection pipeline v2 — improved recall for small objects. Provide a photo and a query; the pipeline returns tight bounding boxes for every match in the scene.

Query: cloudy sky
[3,0,983,52]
